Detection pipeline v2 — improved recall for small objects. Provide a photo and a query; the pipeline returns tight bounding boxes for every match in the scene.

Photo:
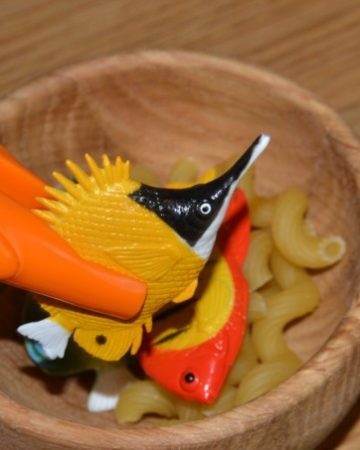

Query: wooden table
[0,1,359,448]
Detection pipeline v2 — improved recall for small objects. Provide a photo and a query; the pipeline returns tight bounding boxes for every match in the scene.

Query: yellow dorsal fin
[65,160,94,192]
[44,186,75,206]
[34,154,138,226]
[33,209,58,225]
[102,154,114,184]
[52,171,84,200]
[85,154,106,189]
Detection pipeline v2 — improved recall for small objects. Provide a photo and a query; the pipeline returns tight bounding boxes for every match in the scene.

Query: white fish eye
[199,202,212,216]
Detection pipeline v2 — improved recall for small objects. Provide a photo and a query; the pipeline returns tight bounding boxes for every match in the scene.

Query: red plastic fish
[138,189,250,403]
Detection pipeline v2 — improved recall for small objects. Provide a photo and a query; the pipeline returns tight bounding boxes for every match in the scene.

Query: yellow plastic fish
[18,135,270,361]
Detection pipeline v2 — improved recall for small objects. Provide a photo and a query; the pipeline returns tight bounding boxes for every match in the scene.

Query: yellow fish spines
[34,154,138,224]
[33,153,206,361]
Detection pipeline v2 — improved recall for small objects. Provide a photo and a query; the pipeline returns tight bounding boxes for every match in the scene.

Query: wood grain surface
[0,1,359,449]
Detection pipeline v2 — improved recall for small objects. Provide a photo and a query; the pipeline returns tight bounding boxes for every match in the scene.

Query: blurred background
[0,1,359,448]
[0,0,359,137]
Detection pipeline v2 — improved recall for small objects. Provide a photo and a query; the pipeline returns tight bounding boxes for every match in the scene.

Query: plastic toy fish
[18,135,270,362]
[0,145,146,319]
[23,299,134,413]
[24,191,249,408]
[138,189,250,403]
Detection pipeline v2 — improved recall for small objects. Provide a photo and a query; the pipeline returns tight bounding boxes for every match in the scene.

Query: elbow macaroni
[252,275,319,362]
[235,357,301,405]
[247,292,267,323]
[243,230,273,291]
[272,187,346,268]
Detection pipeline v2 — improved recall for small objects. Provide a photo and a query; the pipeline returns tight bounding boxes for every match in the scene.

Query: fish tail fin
[17,318,71,360]
[87,366,135,412]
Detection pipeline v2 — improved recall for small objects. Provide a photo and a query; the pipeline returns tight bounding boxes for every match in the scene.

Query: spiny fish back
[34,154,140,226]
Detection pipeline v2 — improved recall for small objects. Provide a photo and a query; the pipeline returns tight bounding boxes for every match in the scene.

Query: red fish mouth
[178,377,224,404]
[138,345,227,404]
[195,384,222,404]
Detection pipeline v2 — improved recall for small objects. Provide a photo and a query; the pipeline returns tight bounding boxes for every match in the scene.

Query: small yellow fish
[18,135,270,361]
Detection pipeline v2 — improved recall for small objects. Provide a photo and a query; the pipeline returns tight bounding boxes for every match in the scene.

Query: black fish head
[130,134,270,259]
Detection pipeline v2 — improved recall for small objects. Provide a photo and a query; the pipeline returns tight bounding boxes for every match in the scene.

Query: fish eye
[184,372,195,383]
[180,370,199,392]
[198,201,212,216]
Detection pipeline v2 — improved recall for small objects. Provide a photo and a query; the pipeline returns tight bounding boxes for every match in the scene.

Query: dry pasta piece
[168,158,198,185]
[201,385,237,417]
[216,153,238,174]
[270,249,308,289]
[258,279,282,299]
[235,356,300,405]
[237,164,275,228]
[115,380,176,424]
[130,163,159,186]
[226,333,258,386]
[249,195,276,229]
[248,292,267,323]
[174,399,203,421]
[251,275,319,362]
[272,187,346,268]
[243,229,273,291]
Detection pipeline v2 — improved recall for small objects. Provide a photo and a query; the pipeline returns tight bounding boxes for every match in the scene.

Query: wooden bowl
[0,51,360,450]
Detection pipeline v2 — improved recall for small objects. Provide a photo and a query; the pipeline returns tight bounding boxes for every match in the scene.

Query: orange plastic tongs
[0,145,146,320]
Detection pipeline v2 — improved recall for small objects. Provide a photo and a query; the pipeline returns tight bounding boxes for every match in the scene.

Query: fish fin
[0,233,18,279]
[17,318,71,359]
[196,277,233,332]
[25,337,100,375]
[172,279,198,303]
[130,327,144,355]
[107,243,181,281]
[73,325,143,362]
[144,317,153,333]
[87,366,135,412]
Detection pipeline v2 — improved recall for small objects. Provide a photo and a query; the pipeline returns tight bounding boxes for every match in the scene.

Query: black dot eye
[95,335,107,345]
[184,372,196,383]
[180,369,199,392]
[198,201,212,216]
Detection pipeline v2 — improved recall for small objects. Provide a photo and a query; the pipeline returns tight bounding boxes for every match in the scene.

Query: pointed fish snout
[211,134,271,190]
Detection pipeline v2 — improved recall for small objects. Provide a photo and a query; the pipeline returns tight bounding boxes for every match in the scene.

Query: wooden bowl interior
[0,53,359,434]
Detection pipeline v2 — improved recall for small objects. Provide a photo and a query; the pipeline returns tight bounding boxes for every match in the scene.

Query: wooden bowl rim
[0,51,360,449]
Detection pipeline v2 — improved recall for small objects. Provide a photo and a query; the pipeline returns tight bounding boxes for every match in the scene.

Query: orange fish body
[138,190,250,403]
